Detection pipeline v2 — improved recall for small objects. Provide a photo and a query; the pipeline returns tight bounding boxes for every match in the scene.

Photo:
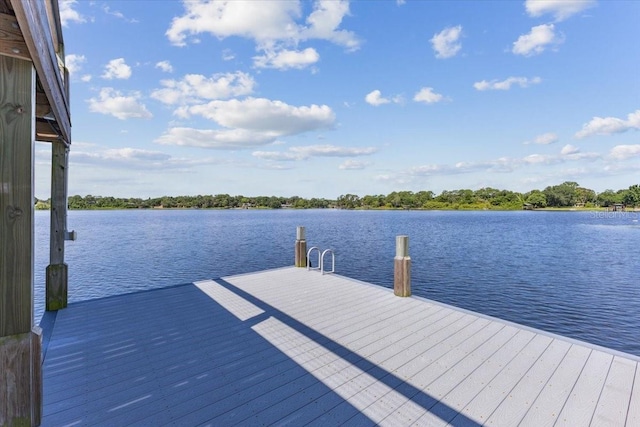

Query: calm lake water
[34,209,640,356]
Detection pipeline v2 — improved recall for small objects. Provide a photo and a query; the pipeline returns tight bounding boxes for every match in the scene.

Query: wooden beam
[36,119,60,143]
[0,53,38,427]
[46,140,69,310]
[11,0,70,143]
[0,12,30,61]
[36,91,52,119]
[0,52,34,338]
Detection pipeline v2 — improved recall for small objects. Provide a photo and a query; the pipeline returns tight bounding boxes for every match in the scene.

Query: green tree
[526,190,547,208]
[575,187,596,205]
[543,181,579,207]
[622,184,640,207]
[336,194,361,209]
[361,194,384,209]
[596,189,619,207]
[415,191,434,207]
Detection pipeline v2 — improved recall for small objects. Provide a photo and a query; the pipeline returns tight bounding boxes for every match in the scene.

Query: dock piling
[295,226,307,267]
[394,235,411,297]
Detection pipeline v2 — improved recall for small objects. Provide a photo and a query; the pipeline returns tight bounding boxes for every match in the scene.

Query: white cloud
[522,153,557,165]
[512,24,562,56]
[365,90,403,106]
[339,160,370,170]
[413,87,445,104]
[102,5,139,23]
[524,132,558,145]
[71,147,218,170]
[81,75,92,82]
[409,164,455,176]
[151,72,256,105]
[166,1,302,47]
[254,48,320,70]
[406,145,600,178]
[167,0,359,50]
[525,0,596,22]
[157,99,335,149]
[252,151,300,161]
[301,0,360,51]
[560,144,579,155]
[575,110,640,138]
[365,90,389,106]
[155,61,174,73]
[102,58,132,80]
[253,144,377,161]
[430,25,462,59]
[565,151,600,161]
[166,0,358,71]
[88,88,152,120]
[609,144,640,160]
[474,76,542,91]
[184,97,335,136]
[75,148,169,163]
[222,49,235,61]
[535,132,558,144]
[156,127,276,149]
[60,0,85,26]
[65,54,86,75]
[291,145,377,157]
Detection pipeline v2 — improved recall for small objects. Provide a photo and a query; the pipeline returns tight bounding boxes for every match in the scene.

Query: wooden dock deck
[41,267,639,426]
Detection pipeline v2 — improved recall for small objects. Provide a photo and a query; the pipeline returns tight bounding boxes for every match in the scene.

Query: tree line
[34,182,640,211]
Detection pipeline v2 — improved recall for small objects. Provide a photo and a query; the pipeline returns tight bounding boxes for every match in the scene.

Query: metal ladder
[306,247,335,275]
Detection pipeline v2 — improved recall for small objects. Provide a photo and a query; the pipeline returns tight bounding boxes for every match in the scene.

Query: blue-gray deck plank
[41,266,639,426]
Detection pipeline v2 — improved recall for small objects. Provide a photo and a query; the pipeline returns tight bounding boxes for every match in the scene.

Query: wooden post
[394,235,411,297]
[295,226,307,267]
[0,55,40,426]
[46,140,69,310]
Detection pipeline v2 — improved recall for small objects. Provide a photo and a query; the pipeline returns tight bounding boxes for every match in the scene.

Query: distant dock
[41,267,639,426]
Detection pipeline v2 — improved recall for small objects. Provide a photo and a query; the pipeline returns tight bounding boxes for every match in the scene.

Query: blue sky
[36,0,640,199]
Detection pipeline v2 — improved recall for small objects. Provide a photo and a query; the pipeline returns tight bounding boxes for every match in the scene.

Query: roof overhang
[1,0,71,144]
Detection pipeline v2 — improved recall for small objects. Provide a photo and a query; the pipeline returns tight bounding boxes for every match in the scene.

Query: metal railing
[306,247,335,275]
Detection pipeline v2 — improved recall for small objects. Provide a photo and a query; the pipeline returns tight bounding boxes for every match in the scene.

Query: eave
[1,0,70,144]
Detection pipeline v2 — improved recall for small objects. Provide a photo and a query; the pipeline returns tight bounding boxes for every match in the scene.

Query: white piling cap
[396,235,409,258]
[296,226,306,240]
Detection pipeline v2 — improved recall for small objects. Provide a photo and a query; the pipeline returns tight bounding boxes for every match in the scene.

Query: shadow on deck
[41,274,481,426]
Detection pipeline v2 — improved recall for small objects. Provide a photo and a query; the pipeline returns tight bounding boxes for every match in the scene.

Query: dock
[42,267,639,426]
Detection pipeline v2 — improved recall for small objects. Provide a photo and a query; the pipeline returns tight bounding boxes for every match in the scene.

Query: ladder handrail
[307,246,335,274]
[307,247,321,271]
[321,249,335,275]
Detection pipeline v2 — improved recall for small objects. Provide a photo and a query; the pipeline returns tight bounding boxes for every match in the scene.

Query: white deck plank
[450,333,553,425]
[591,356,637,426]
[485,338,572,426]
[422,329,536,425]
[555,349,614,427]
[627,364,640,426]
[518,344,591,426]
[404,325,519,425]
[374,323,514,427]
[194,279,264,320]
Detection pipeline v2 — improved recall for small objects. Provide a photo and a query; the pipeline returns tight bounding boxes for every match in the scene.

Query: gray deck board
[426,329,536,425]
[555,350,614,427]
[41,266,639,426]
[518,344,591,426]
[591,356,637,426]
[628,364,640,425]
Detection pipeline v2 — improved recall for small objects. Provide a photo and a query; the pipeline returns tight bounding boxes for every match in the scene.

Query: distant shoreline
[34,182,640,211]
[35,206,639,213]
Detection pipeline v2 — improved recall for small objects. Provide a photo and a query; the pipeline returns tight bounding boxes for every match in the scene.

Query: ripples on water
[34,209,640,356]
